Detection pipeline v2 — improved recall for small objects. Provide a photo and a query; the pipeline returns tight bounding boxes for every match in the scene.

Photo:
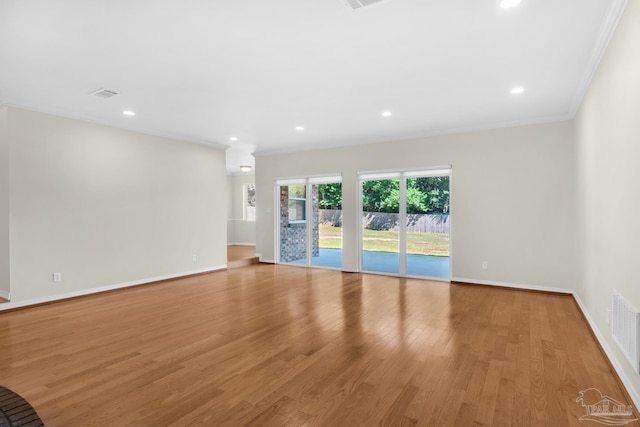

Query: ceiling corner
[568,0,629,118]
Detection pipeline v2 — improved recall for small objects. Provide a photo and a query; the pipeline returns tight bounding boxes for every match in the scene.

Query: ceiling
[0,0,626,174]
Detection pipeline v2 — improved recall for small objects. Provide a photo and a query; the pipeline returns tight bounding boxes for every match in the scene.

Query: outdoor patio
[292,248,450,279]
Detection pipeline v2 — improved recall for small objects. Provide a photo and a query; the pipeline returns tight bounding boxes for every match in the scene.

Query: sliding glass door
[312,181,342,268]
[405,174,450,278]
[277,176,342,269]
[360,169,450,279]
[361,176,400,274]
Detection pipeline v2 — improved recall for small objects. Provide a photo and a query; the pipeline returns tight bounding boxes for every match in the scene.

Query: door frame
[274,175,343,269]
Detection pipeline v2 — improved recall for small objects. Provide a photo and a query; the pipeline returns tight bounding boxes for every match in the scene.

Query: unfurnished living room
[1,0,640,426]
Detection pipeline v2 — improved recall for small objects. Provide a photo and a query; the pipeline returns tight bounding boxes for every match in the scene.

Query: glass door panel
[405,176,450,278]
[361,178,400,274]
[312,183,342,268]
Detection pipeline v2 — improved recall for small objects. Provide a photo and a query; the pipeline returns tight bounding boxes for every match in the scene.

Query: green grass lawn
[319,224,449,257]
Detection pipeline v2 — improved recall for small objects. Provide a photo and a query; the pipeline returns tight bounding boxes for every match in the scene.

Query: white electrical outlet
[482,261,488,270]
[192,254,197,262]
[52,272,62,282]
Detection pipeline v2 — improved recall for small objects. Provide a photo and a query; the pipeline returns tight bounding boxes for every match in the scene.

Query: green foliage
[362,179,399,213]
[318,183,342,209]
[406,186,426,213]
[361,176,449,214]
[407,176,450,214]
[311,177,450,215]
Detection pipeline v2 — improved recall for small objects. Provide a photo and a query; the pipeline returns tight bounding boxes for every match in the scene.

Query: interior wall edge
[450,276,640,408]
[573,292,640,411]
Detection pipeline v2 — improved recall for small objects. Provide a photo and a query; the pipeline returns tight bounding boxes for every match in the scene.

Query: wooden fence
[319,209,450,234]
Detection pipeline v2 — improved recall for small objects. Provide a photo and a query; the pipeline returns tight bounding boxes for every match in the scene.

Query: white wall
[575,0,640,399]
[0,107,9,300]
[256,121,577,291]
[227,173,256,245]
[6,107,227,304]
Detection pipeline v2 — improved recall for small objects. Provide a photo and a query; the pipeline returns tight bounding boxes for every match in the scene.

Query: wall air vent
[344,0,390,10]
[612,291,640,374]
[89,88,119,99]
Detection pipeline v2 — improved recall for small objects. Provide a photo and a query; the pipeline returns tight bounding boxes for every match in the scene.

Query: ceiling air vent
[344,0,389,9]
[89,88,118,99]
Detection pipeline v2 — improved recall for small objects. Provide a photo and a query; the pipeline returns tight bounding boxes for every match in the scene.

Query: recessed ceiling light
[229,137,238,141]
[382,111,392,117]
[295,126,305,131]
[240,165,252,173]
[510,87,525,95]
[500,0,521,8]
[123,110,136,116]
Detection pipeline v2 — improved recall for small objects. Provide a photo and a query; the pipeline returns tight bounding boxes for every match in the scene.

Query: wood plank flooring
[0,264,637,426]
[228,245,260,269]
[227,245,256,262]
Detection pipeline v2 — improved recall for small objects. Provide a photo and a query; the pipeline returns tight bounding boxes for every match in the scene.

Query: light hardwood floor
[227,245,256,262]
[228,245,260,270]
[0,264,637,426]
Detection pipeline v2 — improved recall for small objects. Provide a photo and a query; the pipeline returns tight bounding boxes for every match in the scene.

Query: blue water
[291,249,450,278]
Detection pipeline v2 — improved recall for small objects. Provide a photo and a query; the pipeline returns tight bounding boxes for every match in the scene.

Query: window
[288,198,306,222]
[287,184,306,223]
[243,184,256,221]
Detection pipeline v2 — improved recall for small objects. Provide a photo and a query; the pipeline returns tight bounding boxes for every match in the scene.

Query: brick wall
[279,185,319,262]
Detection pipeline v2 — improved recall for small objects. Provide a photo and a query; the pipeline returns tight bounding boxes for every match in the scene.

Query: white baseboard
[227,242,256,246]
[573,293,640,410]
[0,290,9,301]
[451,277,574,294]
[0,265,226,312]
[259,257,275,263]
[452,276,639,409]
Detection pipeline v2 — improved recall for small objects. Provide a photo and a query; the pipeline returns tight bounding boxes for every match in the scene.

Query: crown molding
[253,112,571,157]
[568,0,629,118]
